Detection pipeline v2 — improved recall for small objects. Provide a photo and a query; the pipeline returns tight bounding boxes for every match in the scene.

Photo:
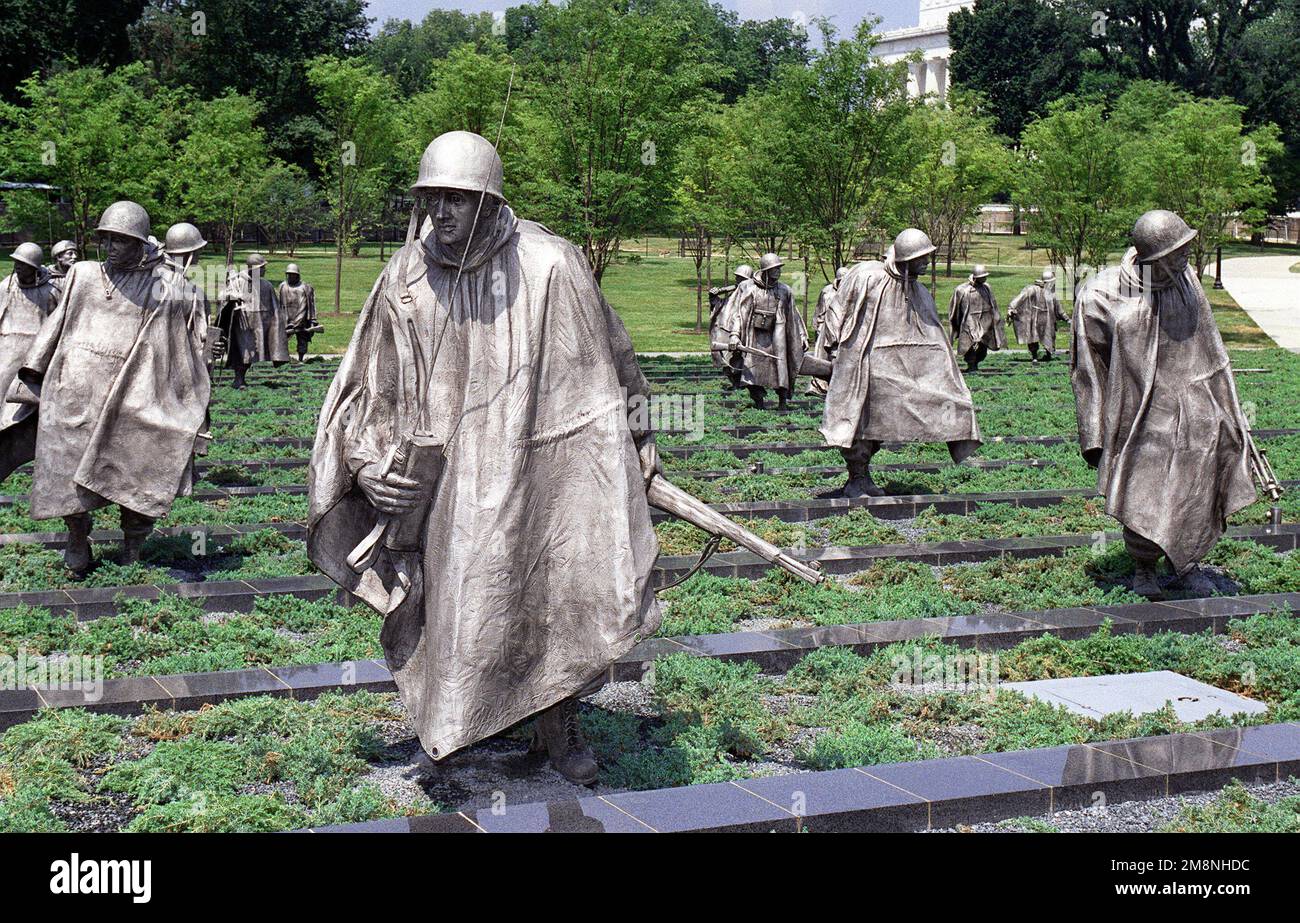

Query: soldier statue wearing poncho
[0,243,60,480]
[1071,210,1257,598]
[279,263,320,362]
[218,251,290,388]
[709,263,753,390]
[718,252,807,410]
[821,229,981,498]
[806,265,849,396]
[5,201,210,574]
[948,263,1005,372]
[1009,267,1067,362]
[307,132,665,785]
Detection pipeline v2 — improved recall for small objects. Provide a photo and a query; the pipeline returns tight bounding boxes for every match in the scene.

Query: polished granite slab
[302,724,1300,833]
[1003,671,1270,722]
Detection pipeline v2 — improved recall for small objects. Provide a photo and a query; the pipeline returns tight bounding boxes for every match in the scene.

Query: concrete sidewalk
[1213,255,1300,352]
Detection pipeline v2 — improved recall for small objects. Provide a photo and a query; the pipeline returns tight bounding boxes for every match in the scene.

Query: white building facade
[873,0,974,100]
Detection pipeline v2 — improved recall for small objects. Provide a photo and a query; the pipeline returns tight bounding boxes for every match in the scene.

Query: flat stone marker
[1003,671,1268,722]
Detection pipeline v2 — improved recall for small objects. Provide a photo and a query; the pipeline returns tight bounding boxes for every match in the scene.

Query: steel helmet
[1041,267,1055,281]
[835,266,849,282]
[285,263,300,275]
[95,201,151,243]
[758,252,783,273]
[412,130,504,199]
[734,263,753,281]
[892,228,936,263]
[50,240,76,259]
[165,222,207,256]
[1132,209,1197,262]
[246,252,267,268]
[971,263,989,280]
[10,242,44,268]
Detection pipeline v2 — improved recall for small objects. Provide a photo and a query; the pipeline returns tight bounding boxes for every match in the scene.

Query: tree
[520,0,722,282]
[253,162,322,255]
[1120,90,1282,273]
[1016,99,1134,286]
[129,0,370,169]
[766,20,914,276]
[169,93,271,264]
[949,0,1091,140]
[367,9,497,96]
[306,55,399,314]
[889,97,1010,286]
[0,63,186,250]
[1,1,149,101]
[672,103,733,332]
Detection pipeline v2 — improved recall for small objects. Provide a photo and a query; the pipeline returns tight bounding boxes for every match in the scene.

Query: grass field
[199,230,1292,354]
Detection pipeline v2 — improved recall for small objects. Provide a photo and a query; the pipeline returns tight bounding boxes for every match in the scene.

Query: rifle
[647,472,824,587]
[710,341,832,380]
[1245,425,1284,528]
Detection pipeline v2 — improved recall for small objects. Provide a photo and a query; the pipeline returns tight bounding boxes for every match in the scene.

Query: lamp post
[1213,245,1224,290]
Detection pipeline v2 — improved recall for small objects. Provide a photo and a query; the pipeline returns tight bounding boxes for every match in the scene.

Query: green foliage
[800,720,934,770]
[1161,779,1300,833]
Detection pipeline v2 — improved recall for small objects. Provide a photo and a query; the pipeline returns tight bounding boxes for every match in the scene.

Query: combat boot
[747,386,766,410]
[1174,565,1218,598]
[1132,561,1162,598]
[843,473,884,499]
[532,696,598,786]
[62,514,93,576]
[119,507,156,565]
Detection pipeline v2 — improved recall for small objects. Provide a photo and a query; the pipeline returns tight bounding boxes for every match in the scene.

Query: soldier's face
[1152,244,1190,285]
[57,250,77,269]
[14,260,36,284]
[428,188,490,251]
[286,272,299,284]
[764,266,781,285]
[102,232,143,268]
[901,256,928,279]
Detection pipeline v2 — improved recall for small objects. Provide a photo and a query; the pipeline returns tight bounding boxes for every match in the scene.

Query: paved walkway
[1214,255,1300,352]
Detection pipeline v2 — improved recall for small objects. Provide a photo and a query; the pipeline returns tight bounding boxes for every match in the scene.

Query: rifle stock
[646,473,824,584]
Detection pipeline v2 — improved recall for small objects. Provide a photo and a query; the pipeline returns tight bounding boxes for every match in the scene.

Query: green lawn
[199,230,1287,354]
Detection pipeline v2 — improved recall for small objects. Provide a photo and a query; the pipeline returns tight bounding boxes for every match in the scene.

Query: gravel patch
[931,778,1300,833]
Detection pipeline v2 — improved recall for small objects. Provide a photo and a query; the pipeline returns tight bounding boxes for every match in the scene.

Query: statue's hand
[358,462,423,515]
[728,334,740,351]
[636,434,662,488]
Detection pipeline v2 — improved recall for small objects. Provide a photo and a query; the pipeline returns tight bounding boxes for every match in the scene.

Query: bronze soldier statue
[821,229,981,498]
[709,263,753,390]
[719,252,807,410]
[5,201,210,574]
[948,263,1005,372]
[1008,267,1067,361]
[218,251,290,388]
[0,243,59,480]
[164,222,207,273]
[308,131,821,786]
[46,240,77,292]
[279,263,321,362]
[806,265,849,396]
[1072,209,1258,598]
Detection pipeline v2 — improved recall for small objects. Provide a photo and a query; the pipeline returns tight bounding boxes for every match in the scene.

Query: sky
[362,0,920,34]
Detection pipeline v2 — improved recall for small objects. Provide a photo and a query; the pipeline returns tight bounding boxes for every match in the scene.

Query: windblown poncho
[279,280,318,333]
[948,278,1005,354]
[0,268,59,479]
[1071,248,1255,572]
[8,248,210,519]
[1009,279,1067,347]
[307,207,661,759]
[806,281,844,396]
[717,278,806,390]
[821,253,980,459]
[220,269,289,366]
